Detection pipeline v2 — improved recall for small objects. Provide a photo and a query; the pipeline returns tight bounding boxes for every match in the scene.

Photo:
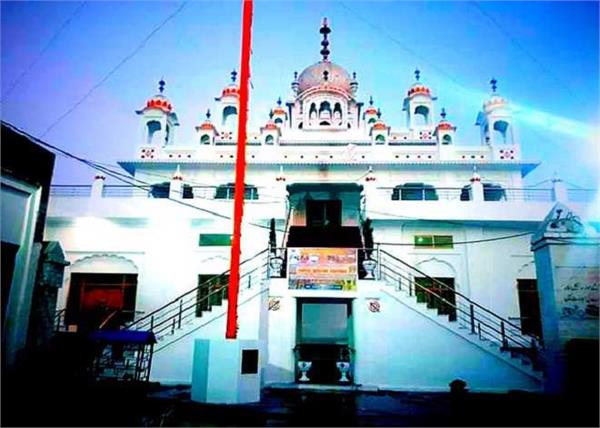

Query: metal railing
[377,249,543,369]
[379,187,465,201]
[493,188,554,202]
[50,185,92,197]
[125,249,269,340]
[567,188,597,203]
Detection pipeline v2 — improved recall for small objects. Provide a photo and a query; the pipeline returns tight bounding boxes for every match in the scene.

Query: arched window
[391,183,438,201]
[375,134,386,143]
[265,135,274,145]
[309,103,317,121]
[368,118,376,124]
[319,121,330,126]
[146,120,161,145]
[442,134,452,145]
[333,103,342,125]
[298,122,303,129]
[319,101,331,120]
[493,120,509,143]
[413,105,429,126]
[222,106,238,129]
[274,118,283,125]
[200,134,210,145]
[165,125,170,144]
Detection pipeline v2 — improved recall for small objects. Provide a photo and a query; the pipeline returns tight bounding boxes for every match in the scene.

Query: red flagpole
[226,0,253,339]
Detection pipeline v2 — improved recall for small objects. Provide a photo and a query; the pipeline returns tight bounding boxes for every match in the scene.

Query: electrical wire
[1,1,88,102]
[40,1,188,138]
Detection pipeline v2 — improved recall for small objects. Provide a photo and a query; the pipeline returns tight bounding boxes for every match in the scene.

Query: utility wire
[40,1,188,138]
[1,1,87,103]
[471,2,582,103]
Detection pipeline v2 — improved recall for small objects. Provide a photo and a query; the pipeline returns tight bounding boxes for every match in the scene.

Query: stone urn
[336,362,351,382]
[362,258,377,279]
[297,361,312,382]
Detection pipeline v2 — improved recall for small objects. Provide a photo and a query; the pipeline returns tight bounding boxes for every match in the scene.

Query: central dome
[297,61,352,94]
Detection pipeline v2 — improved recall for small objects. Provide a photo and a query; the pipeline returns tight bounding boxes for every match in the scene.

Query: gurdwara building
[46,19,598,392]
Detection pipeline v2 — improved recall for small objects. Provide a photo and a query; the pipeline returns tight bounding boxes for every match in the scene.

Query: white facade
[45,19,598,392]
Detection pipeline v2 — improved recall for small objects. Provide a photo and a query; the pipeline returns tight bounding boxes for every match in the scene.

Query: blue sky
[1,1,598,187]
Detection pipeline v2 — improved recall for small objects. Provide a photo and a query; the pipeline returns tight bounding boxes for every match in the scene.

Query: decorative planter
[362,258,377,280]
[297,361,312,382]
[336,361,351,382]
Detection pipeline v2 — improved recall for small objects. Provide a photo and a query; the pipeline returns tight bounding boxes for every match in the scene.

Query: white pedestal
[191,339,263,404]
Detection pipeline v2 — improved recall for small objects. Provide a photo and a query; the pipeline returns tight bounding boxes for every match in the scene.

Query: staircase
[125,248,270,349]
[377,249,544,380]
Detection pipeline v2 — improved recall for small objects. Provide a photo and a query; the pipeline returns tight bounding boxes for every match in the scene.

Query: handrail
[379,263,531,350]
[126,248,268,330]
[379,248,532,339]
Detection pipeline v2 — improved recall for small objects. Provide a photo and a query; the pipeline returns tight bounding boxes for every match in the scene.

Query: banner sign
[288,248,357,291]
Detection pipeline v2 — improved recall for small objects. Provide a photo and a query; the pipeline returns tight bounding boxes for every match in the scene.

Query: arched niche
[69,254,139,274]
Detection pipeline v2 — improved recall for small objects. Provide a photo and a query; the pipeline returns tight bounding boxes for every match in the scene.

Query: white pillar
[363,166,378,214]
[552,173,568,203]
[91,175,105,199]
[169,165,183,199]
[469,168,484,202]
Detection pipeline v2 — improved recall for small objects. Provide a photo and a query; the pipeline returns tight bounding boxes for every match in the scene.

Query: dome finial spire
[490,77,497,93]
[206,109,211,120]
[369,95,374,106]
[231,69,238,83]
[158,78,165,93]
[414,68,421,82]
[440,107,447,120]
[319,17,331,61]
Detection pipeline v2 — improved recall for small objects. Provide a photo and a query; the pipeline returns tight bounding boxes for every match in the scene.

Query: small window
[199,234,232,246]
[368,118,376,124]
[241,349,259,374]
[414,235,453,249]
[150,182,170,198]
[274,118,283,125]
[375,134,385,143]
[442,134,452,145]
[200,135,210,145]
[265,135,274,145]
[392,183,438,201]
[483,183,506,201]
[214,183,259,200]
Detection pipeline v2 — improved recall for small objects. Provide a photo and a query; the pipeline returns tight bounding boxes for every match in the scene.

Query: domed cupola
[271,97,287,127]
[261,110,281,145]
[215,70,240,132]
[434,108,456,145]
[136,79,179,146]
[370,109,389,144]
[363,96,378,125]
[195,109,218,145]
[403,68,436,130]
[476,78,514,145]
[296,18,354,98]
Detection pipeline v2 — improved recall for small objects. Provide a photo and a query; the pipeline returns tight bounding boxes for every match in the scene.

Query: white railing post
[169,165,183,200]
[551,173,568,203]
[468,167,484,202]
[91,175,105,199]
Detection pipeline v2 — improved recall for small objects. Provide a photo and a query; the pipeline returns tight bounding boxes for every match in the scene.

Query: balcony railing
[50,185,266,200]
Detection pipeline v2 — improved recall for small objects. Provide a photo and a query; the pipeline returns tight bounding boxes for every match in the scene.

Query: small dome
[264,121,278,130]
[407,83,431,97]
[484,95,507,111]
[221,85,239,98]
[145,94,173,113]
[297,61,353,95]
[372,121,387,130]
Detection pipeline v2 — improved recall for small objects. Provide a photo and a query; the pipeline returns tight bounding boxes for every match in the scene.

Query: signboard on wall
[556,267,599,320]
[288,248,357,291]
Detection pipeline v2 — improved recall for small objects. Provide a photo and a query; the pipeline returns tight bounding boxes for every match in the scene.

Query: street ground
[2,380,599,427]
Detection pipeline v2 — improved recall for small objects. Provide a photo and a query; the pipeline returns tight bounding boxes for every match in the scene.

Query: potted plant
[361,218,377,279]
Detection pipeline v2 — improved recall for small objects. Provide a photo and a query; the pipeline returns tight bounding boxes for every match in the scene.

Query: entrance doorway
[66,273,137,331]
[306,200,342,228]
[295,298,353,384]
[516,279,542,337]
[414,277,456,321]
